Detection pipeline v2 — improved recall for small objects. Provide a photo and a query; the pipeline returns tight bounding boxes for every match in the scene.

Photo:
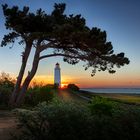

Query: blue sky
[0,0,140,87]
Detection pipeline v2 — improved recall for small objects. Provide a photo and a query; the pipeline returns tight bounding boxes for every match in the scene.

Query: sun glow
[61,83,68,89]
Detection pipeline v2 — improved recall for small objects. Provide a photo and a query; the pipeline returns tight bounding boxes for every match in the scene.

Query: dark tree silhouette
[1,3,129,106]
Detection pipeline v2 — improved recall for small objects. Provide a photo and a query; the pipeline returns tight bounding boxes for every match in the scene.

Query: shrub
[88,96,117,116]
[13,98,140,140]
[15,99,91,140]
[112,109,140,140]
[53,83,59,89]
[25,85,54,106]
[0,72,15,106]
[67,84,79,91]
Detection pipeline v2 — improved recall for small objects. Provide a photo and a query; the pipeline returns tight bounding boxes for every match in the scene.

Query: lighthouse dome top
[56,62,59,65]
[55,63,60,69]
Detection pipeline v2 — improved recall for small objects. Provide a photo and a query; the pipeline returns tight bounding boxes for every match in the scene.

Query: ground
[0,110,17,140]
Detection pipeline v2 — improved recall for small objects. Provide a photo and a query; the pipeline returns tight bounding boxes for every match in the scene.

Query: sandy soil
[0,111,17,140]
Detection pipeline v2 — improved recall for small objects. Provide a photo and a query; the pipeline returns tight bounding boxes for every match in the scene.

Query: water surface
[81,88,140,94]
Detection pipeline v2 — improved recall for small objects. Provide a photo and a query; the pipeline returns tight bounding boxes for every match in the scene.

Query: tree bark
[15,47,40,106]
[9,42,32,106]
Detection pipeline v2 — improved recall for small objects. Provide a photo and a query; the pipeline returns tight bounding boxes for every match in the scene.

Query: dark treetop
[1,3,129,76]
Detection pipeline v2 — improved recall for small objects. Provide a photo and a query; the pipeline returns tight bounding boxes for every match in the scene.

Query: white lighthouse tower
[54,63,61,87]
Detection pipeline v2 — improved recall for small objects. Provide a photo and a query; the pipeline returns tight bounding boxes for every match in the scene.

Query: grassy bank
[76,90,140,106]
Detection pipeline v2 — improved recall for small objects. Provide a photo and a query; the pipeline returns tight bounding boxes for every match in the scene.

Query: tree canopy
[1,3,129,76]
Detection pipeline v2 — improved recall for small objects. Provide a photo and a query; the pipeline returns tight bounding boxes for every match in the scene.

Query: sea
[81,88,140,94]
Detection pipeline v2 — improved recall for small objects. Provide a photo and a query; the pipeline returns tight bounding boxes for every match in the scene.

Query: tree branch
[39,41,58,52]
[39,53,84,60]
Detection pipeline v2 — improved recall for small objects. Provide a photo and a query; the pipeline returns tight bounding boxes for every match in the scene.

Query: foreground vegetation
[12,97,140,140]
[1,74,140,139]
[0,73,55,109]
[0,72,15,108]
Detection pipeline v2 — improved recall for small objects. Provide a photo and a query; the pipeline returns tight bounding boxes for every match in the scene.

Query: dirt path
[58,90,88,104]
[0,111,17,140]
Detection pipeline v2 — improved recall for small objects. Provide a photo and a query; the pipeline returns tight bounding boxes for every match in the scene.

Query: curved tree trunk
[15,47,40,106]
[9,42,32,106]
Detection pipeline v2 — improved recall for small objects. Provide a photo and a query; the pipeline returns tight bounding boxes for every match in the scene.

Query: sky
[0,0,140,88]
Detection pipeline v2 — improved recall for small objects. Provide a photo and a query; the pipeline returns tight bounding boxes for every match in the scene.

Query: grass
[78,90,140,105]
[100,94,140,103]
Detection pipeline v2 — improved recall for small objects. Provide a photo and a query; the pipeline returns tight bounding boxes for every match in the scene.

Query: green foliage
[113,109,140,140]
[67,84,79,91]
[14,100,90,140]
[2,3,129,76]
[0,72,15,106]
[14,98,140,140]
[53,83,59,90]
[36,100,90,140]
[25,85,54,106]
[88,96,117,116]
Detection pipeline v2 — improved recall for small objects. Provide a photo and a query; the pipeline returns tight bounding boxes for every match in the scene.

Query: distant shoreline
[80,88,140,94]
[80,90,140,95]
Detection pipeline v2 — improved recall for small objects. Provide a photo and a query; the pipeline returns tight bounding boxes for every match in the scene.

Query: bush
[0,72,15,106]
[13,98,140,140]
[67,84,79,91]
[15,99,91,140]
[112,109,140,140]
[24,85,54,106]
[88,96,117,116]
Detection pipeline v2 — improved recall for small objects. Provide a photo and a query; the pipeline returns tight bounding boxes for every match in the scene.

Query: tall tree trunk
[9,42,32,106]
[15,47,40,106]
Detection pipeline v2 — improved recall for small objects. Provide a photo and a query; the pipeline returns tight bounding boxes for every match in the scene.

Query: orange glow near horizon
[9,72,140,88]
[28,74,140,88]
[61,84,68,89]
[29,75,72,87]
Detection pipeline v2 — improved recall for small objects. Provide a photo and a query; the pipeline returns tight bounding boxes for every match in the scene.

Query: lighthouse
[54,63,61,87]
